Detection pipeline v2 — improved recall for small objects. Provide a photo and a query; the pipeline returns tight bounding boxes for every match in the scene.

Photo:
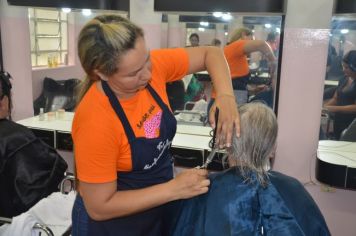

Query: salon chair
[33,77,80,115]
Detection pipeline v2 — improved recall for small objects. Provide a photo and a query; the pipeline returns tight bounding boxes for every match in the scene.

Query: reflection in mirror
[28,7,127,68]
[7,6,282,129]
[26,7,128,113]
[163,13,282,127]
[321,17,356,141]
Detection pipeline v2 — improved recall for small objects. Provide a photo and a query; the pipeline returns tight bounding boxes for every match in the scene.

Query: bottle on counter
[39,107,45,121]
[57,109,65,120]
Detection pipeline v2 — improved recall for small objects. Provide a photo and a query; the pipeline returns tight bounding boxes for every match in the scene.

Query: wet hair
[342,50,356,72]
[76,14,144,103]
[189,33,199,41]
[228,102,278,187]
[229,27,252,43]
[0,71,13,120]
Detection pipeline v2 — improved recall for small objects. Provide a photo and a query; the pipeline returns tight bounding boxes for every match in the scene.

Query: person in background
[0,71,67,218]
[211,38,222,47]
[188,33,200,47]
[0,72,12,119]
[171,102,330,236]
[324,50,356,140]
[72,14,240,235]
[208,27,276,112]
[166,79,185,112]
[266,31,280,56]
[259,31,280,71]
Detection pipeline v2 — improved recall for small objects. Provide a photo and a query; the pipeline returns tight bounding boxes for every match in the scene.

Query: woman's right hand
[168,169,210,200]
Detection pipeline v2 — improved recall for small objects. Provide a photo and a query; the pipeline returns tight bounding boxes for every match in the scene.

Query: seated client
[0,71,67,217]
[171,102,330,236]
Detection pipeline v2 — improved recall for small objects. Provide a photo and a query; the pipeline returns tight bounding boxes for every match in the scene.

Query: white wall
[0,0,33,120]
[1,2,88,118]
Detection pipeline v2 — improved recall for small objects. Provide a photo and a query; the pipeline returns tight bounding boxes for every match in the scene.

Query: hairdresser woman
[72,14,239,236]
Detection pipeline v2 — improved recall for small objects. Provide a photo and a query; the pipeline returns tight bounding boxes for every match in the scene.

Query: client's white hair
[228,102,278,186]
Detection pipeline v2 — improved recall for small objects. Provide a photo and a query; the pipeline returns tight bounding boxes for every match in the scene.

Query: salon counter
[17,112,225,170]
[316,140,356,190]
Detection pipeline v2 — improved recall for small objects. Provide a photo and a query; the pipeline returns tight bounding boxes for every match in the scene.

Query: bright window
[28,8,68,67]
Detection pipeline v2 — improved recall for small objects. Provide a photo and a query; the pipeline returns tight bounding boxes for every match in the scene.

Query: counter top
[17,112,213,150]
[17,112,74,133]
[317,140,356,168]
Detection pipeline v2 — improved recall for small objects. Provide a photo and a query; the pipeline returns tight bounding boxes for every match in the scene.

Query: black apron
[231,73,250,91]
[88,81,177,236]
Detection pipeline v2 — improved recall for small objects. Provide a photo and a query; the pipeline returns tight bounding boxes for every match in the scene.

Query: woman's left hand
[209,94,240,148]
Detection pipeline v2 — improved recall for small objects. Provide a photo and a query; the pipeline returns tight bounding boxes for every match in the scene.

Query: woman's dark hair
[0,71,13,119]
[343,50,356,72]
[189,33,199,41]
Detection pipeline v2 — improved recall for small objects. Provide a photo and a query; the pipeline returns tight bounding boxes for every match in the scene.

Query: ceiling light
[221,13,232,21]
[200,21,209,27]
[213,12,223,18]
[62,8,71,13]
[341,29,349,34]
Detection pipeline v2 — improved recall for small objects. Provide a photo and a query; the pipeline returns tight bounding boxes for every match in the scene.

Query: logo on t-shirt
[137,105,155,129]
[143,111,162,138]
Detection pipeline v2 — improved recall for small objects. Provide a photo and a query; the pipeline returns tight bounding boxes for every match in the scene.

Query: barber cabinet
[316,141,356,190]
[56,131,73,151]
[31,128,56,148]
[28,128,73,151]
[172,147,204,168]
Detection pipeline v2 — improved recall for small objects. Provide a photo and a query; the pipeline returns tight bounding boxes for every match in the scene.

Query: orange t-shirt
[72,48,189,183]
[211,40,250,98]
[224,40,250,79]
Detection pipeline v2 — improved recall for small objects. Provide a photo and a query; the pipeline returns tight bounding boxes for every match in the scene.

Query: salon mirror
[162,13,283,128]
[320,16,356,142]
[1,1,284,135]
[316,3,356,190]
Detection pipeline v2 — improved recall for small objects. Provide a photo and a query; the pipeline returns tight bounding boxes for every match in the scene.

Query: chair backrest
[0,120,68,217]
[33,77,81,115]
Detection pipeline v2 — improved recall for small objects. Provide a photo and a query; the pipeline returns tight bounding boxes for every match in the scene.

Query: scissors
[197,108,219,169]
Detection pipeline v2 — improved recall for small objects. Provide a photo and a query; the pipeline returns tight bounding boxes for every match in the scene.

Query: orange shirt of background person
[224,40,250,79]
[211,28,276,99]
